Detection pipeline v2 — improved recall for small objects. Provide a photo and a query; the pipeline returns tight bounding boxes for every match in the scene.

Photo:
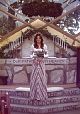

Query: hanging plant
[22,2,63,18]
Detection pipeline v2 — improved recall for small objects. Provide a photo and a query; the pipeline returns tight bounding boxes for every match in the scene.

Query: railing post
[65,43,67,51]
[6,92,10,114]
[1,100,5,114]
[60,38,62,47]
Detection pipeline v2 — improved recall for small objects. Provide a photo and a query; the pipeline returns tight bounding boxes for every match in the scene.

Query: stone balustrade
[0,57,77,85]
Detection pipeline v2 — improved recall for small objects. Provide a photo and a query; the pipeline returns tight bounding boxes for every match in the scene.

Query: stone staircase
[2,87,79,114]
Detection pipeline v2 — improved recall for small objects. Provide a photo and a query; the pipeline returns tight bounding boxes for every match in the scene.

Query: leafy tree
[56,9,80,35]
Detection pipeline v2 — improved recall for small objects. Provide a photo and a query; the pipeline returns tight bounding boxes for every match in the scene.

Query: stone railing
[0,57,77,85]
[0,57,68,65]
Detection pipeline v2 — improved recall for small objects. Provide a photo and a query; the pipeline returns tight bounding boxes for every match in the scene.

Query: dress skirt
[30,57,48,101]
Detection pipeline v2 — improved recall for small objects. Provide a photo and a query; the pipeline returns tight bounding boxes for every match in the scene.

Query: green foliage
[56,9,80,35]
[0,15,15,36]
[22,1,63,17]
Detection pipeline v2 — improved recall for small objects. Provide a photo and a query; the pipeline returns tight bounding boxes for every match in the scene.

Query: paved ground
[12,109,80,114]
[53,109,80,114]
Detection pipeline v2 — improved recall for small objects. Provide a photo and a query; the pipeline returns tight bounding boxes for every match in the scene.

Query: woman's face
[36,35,41,44]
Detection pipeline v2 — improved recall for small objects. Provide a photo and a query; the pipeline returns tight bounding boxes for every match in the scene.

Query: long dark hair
[34,33,44,49]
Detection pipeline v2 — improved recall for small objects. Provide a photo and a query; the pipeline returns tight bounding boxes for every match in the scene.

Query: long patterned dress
[30,44,48,101]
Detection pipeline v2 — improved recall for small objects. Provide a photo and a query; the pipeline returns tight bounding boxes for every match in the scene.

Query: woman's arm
[30,44,34,58]
[44,44,48,58]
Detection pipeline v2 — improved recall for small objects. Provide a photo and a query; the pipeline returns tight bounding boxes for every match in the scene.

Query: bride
[30,33,48,101]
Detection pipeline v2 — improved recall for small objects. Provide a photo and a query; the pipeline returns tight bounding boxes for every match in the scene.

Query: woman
[30,33,48,101]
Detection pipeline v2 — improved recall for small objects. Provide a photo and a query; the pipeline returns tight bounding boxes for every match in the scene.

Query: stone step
[10,102,80,114]
[0,87,80,113]
[10,95,80,106]
[7,87,80,98]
